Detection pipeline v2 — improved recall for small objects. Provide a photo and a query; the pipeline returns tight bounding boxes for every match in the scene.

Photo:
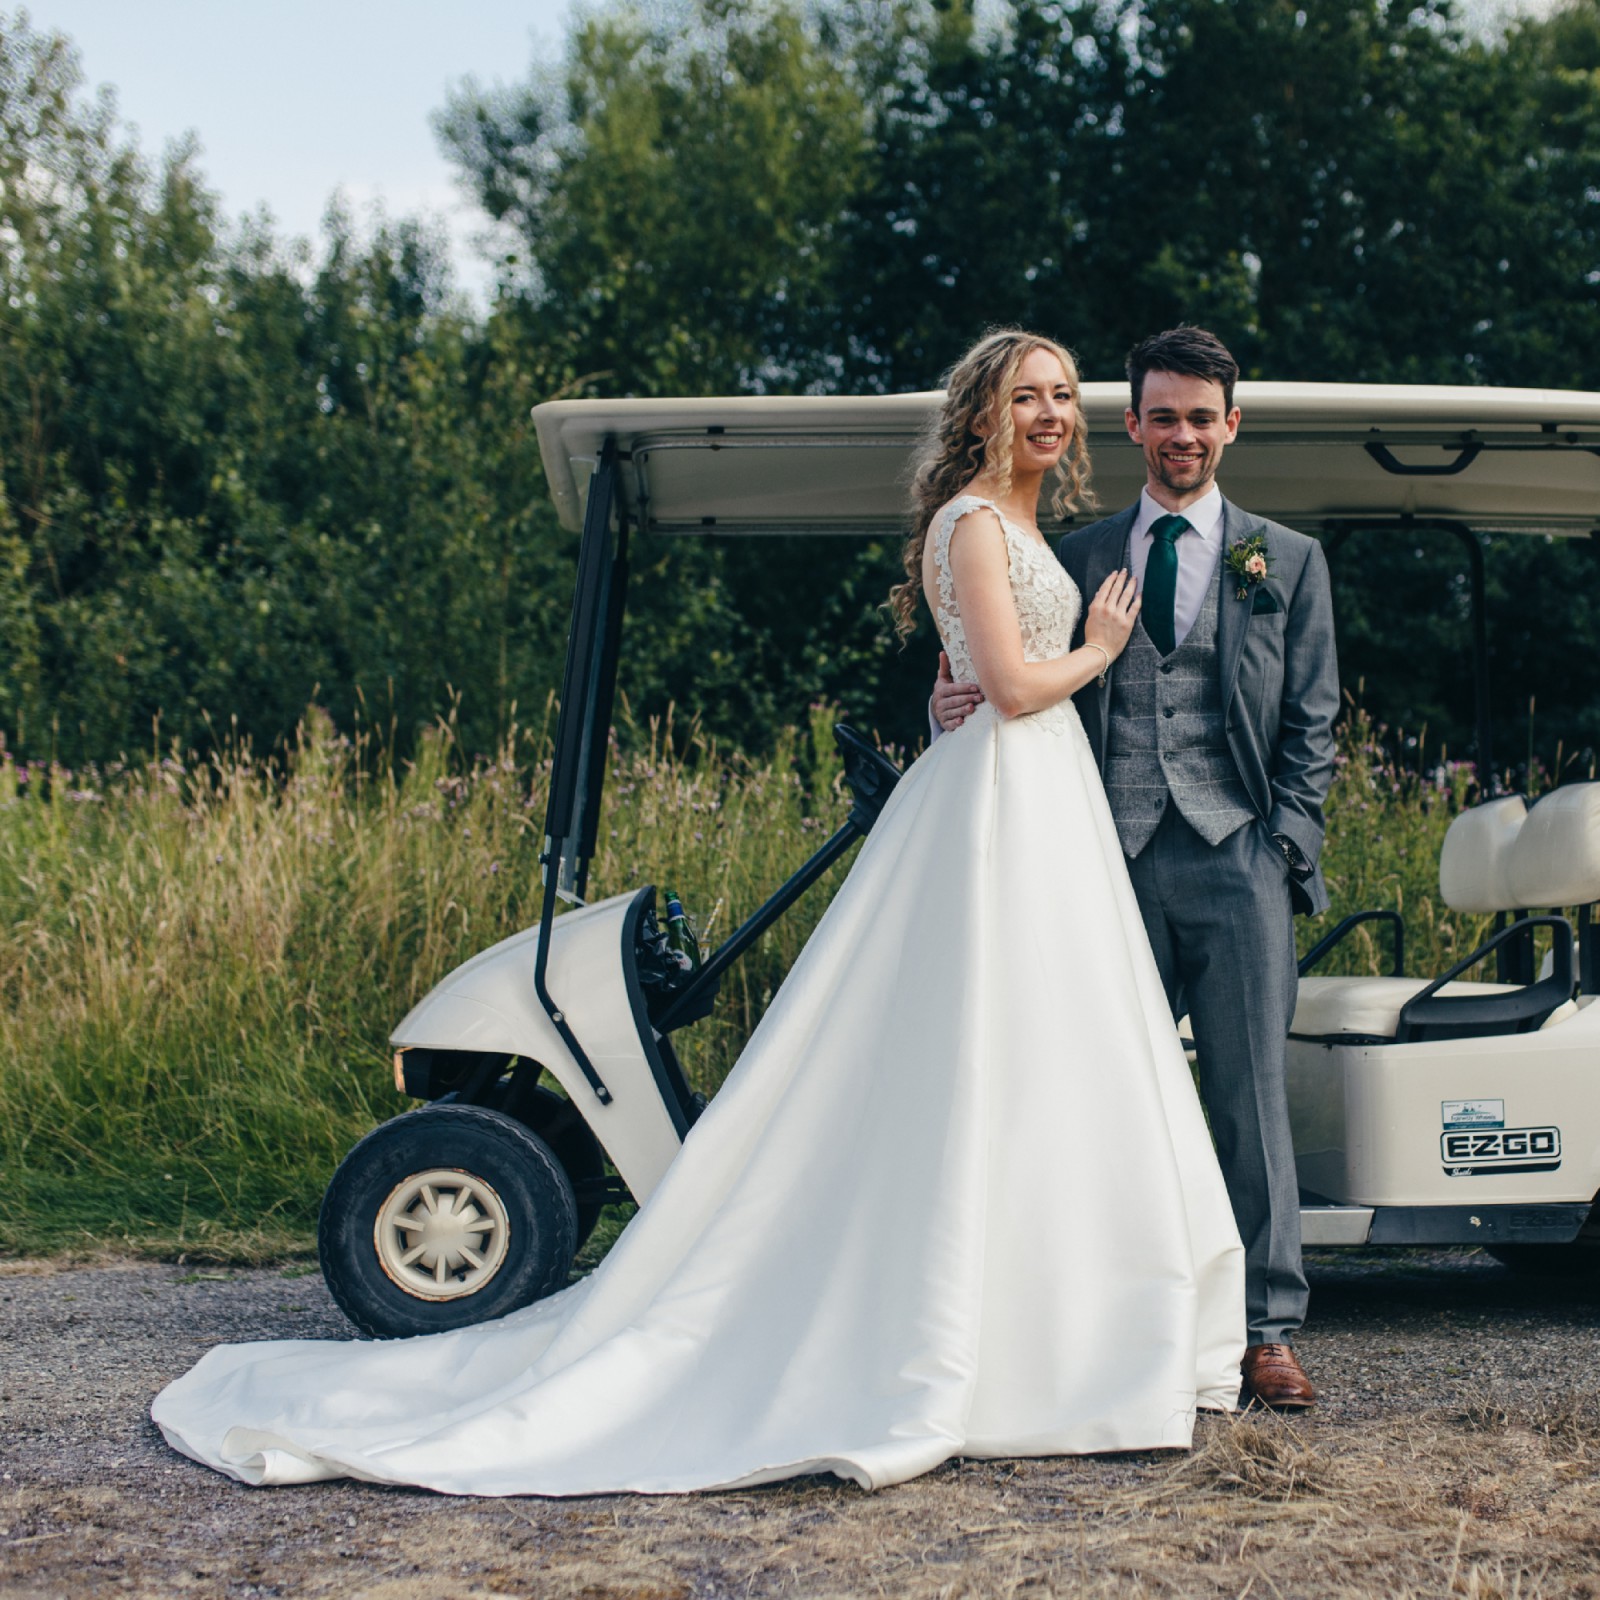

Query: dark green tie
[1143,513,1189,656]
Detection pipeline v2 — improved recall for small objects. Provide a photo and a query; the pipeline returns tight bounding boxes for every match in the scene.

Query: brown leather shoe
[1240,1343,1316,1410]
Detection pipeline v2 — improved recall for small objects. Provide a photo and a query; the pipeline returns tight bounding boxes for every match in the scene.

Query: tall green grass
[1311,700,1591,980]
[0,699,1580,1259]
[0,702,853,1257]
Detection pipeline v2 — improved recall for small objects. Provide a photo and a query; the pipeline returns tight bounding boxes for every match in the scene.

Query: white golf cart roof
[533,382,1600,538]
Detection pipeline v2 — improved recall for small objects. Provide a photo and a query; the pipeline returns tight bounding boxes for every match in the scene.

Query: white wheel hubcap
[374,1169,511,1301]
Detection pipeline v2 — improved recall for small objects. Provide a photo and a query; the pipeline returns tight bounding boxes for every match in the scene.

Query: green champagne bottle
[663,887,701,972]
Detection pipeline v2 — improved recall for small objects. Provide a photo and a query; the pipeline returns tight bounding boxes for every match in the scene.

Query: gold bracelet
[1084,642,1111,686]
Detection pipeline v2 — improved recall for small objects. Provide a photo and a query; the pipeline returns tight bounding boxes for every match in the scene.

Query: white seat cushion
[1439,795,1526,912]
[1509,783,1600,908]
[1542,998,1580,1030]
[1291,975,1523,1039]
[1182,980,1571,1047]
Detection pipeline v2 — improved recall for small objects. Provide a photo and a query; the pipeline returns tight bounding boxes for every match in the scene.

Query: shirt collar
[1132,484,1224,546]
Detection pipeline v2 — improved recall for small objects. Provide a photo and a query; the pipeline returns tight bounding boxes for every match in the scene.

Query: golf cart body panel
[390,890,686,1202]
[1284,775,1600,1248]
[1288,997,1600,1209]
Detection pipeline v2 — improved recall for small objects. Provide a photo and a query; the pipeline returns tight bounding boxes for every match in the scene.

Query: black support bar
[574,513,630,903]
[534,444,625,1105]
[653,821,863,1035]
[1298,908,1405,978]
[1396,914,1574,1043]
[652,724,903,1036]
[1364,442,1484,477]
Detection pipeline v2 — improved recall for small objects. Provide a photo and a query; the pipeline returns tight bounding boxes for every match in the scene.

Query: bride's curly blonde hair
[887,329,1094,641]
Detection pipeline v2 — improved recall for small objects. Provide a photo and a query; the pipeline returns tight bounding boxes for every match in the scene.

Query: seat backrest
[1509,782,1600,909]
[1439,794,1527,913]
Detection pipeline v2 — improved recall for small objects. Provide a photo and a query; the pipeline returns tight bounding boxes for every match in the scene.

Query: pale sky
[22,0,1560,309]
[25,1,579,304]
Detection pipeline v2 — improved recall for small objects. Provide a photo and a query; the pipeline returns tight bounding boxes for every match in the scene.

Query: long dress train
[152,495,1245,1495]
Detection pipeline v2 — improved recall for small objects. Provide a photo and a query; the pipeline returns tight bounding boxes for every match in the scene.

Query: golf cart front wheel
[319,1103,578,1338]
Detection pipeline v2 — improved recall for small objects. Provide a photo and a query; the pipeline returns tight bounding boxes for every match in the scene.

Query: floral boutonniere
[1225,534,1272,600]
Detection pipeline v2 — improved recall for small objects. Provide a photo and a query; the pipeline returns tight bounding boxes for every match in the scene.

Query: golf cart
[319,381,1600,1337]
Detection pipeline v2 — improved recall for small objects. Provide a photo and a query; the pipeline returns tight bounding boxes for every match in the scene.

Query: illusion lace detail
[931,495,1084,734]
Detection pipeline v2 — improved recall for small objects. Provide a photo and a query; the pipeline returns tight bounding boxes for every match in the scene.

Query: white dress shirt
[1127,485,1225,650]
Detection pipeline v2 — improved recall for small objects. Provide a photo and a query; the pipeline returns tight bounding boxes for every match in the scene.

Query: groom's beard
[1151,450,1221,498]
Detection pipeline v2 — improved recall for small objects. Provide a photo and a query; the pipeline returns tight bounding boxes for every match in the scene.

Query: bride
[153,330,1245,1497]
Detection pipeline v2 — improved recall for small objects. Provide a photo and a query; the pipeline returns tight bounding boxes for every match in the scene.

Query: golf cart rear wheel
[319,1103,577,1338]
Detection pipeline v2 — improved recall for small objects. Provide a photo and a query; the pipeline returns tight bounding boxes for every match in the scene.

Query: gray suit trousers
[1124,806,1308,1346]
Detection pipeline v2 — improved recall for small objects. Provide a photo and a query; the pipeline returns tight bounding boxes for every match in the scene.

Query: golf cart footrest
[574,1175,634,1206]
[1367,1203,1591,1246]
[1299,1204,1374,1246]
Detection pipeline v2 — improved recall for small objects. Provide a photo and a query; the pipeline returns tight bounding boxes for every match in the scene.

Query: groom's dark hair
[1126,326,1240,416]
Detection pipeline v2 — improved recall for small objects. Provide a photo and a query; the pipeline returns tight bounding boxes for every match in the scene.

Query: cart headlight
[393,1050,409,1094]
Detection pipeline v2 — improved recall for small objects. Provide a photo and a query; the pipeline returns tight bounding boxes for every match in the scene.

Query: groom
[933,326,1339,1409]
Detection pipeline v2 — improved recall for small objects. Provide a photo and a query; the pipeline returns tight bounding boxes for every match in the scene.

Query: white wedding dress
[154,495,1245,1496]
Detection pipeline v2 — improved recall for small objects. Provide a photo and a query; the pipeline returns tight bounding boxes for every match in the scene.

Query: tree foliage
[3,1,1599,772]
[438,2,867,394]
[1,16,577,760]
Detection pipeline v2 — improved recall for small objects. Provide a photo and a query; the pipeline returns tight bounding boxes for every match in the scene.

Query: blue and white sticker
[1442,1099,1505,1130]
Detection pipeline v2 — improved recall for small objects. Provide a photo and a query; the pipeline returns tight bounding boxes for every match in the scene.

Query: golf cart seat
[1289,784,1600,1045]
[1288,976,1578,1040]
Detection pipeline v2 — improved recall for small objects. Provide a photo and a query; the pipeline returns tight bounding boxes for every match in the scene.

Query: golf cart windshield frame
[535,441,630,1103]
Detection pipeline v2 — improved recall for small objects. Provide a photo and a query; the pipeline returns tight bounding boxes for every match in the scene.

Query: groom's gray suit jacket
[1057,499,1339,915]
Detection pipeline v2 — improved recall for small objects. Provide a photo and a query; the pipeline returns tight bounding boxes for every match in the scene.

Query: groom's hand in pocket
[932,650,985,732]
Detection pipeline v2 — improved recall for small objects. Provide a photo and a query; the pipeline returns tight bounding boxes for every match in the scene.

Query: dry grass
[1151,1410,1332,1503]
[9,1408,1600,1598]
[8,1255,1600,1599]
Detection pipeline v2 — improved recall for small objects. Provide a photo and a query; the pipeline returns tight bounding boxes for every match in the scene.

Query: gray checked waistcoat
[1103,558,1256,857]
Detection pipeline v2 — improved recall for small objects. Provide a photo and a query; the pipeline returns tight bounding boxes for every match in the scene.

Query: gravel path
[3,1249,1600,1598]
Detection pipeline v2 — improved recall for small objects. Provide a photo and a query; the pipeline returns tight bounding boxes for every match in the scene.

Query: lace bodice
[930,495,1083,732]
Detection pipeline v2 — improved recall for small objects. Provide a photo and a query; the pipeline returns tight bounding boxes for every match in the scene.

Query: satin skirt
[153,702,1245,1496]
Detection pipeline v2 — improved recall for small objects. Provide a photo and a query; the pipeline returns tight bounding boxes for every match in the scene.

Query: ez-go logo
[1440,1126,1561,1175]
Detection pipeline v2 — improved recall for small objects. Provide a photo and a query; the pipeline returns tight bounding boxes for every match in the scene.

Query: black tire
[1486,1241,1600,1277]
[319,1103,578,1338]
[515,1085,608,1247]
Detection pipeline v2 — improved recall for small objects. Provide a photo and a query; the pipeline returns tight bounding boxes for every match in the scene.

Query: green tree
[5,1,1599,768]
[438,0,868,394]
[829,0,1597,389]
[439,1,935,746]
[1,14,231,755]
[0,12,585,763]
